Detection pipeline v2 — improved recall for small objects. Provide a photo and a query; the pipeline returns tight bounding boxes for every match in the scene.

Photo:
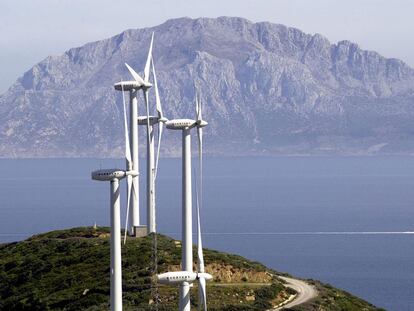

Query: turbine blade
[125,63,145,85]
[199,277,207,311]
[151,57,163,119]
[195,163,204,272]
[154,122,163,179]
[152,56,164,179]
[144,90,152,158]
[199,97,203,121]
[122,82,132,168]
[142,37,154,153]
[144,32,154,83]
[197,126,203,210]
[195,91,203,122]
[196,90,207,311]
[195,92,200,121]
[123,175,132,244]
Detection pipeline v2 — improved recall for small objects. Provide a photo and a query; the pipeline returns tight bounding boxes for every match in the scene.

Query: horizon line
[2,231,414,237]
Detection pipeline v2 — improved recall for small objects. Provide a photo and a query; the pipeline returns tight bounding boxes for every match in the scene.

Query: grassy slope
[0,227,384,311]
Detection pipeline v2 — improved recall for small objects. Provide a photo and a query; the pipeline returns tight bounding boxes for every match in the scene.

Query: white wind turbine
[137,56,168,234]
[123,33,163,235]
[163,93,209,311]
[114,33,154,236]
[91,86,137,311]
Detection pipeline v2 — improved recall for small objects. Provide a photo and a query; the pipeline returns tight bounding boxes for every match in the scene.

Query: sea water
[0,156,413,310]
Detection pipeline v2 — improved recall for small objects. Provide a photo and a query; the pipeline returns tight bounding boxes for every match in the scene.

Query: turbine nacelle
[92,169,138,181]
[137,115,169,126]
[166,118,208,130]
[157,271,213,285]
[166,119,196,130]
[114,80,152,92]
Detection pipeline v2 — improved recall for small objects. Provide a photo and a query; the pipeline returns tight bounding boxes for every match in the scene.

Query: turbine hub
[197,120,208,128]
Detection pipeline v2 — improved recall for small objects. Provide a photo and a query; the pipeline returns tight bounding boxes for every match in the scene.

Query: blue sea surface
[1,156,414,310]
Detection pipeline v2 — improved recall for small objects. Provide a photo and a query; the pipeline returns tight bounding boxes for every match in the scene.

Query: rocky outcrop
[167,263,272,283]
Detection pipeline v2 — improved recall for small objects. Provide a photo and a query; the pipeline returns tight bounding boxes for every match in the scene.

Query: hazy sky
[0,0,413,93]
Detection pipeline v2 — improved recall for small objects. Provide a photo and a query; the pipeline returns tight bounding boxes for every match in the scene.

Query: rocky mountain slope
[0,227,383,310]
[1,17,414,157]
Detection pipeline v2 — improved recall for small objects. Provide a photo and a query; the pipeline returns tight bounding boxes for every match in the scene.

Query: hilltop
[1,17,414,157]
[0,227,384,310]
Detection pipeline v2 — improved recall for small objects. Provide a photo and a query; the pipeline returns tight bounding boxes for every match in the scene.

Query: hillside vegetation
[0,227,383,310]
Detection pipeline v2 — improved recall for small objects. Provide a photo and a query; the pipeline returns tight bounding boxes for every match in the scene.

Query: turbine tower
[91,89,137,311]
[114,33,154,236]
[165,93,208,311]
[137,57,167,233]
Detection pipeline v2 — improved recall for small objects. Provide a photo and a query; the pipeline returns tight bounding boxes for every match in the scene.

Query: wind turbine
[91,85,137,311]
[125,33,159,232]
[114,33,154,236]
[137,56,168,234]
[164,93,208,311]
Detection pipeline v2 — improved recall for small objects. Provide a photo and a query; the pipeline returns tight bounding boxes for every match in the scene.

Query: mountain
[0,227,383,310]
[1,17,414,157]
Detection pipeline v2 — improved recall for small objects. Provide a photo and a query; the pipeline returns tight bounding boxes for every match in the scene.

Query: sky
[0,0,413,93]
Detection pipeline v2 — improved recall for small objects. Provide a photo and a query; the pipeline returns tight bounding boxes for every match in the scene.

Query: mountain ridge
[1,16,414,157]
